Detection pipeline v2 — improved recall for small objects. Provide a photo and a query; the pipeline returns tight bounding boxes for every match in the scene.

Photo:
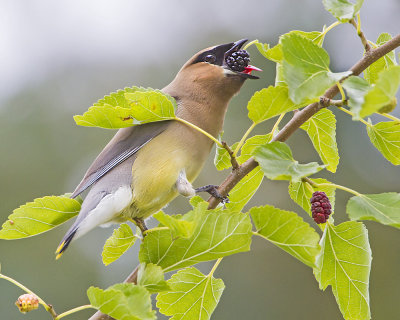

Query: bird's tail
[55,227,78,260]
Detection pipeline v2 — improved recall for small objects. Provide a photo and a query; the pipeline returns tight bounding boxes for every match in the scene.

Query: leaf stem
[243,40,259,51]
[316,183,362,197]
[142,226,169,235]
[175,117,223,147]
[208,258,223,277]
[337,107,372,127]
[0,273,57,317]
[380,113,400,122]
[320,21,341,38]
[55,305,96,320]
[336,82,346,102]
[233,122,257,157]
[270,113,285,135]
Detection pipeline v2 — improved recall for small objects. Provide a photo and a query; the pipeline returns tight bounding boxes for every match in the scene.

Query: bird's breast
[129,121,213,218]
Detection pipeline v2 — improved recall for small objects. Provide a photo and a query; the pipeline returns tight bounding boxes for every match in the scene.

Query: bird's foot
[195,185,229,203]
[132,217,148,236]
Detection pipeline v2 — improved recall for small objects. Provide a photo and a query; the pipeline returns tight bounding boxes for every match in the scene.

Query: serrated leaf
[364,33,398,85]
[74,87,148,128]
[323,0,364,22]
[342,76,370,120]
[125,90,176,124]
[237,134,273,164]
[347,192,400,228]
[87,283,156,320]
[264,31,324,64]
[361,65,400,118]
[251,205,320,267]
[102,223,136,266]
[300,108,339,172]
[153,211,195,238]
[226,167,264,212]
[157,267,224,320]
[74,87,176,129]
[214,142,238,171]
[367,121,400,165]
[253,141,325,182]
[247,86,299,124]
[0,195,81,239]
[139,203,252,272]
[289,178,336,217]
[314,221,371,320]
[281,33,351,104]
[137,263,170,293]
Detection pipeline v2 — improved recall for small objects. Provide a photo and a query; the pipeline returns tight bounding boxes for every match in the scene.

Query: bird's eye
[204,54,216,64]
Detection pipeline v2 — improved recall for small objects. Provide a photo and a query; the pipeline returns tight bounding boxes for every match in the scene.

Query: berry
[310,191,332,224]
[225,49,250,72]
[15,294,39,313]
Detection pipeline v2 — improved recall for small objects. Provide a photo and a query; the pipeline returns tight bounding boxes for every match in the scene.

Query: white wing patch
[74,186,133,240]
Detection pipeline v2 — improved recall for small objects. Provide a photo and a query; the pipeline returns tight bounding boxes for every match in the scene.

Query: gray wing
[71,121,171,198]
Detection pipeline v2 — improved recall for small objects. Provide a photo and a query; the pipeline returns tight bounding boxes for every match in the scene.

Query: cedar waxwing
[56,39,261,258]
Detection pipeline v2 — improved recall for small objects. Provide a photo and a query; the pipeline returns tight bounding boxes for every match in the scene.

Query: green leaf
[137,263,170,293]
[87,283,156,320]
[214,141,238,171]
[226,167,264,212]
[247,86,299,124]
[300,108,339,172]
[281,33,351,104]
[237,133,273,164]
[367,121,400,165]
[347,192,400,228]
[139,203,252,272]
[364,33,398,85]
[74,87,176,129]
[153,211,195,238]
[101,223,136,266]
[323,0,364,22]
[342,76,370,120]
[263,31,324,64]
[0,195,81,239]
[157,267,224,320]
[289,178,336,217]
[314,221,371,320]
[361,65,400,118]
[125,90,176,124]
[253,141,325,182]
[251,205,320,267]
[74,87,148,128]
[265,31,324,86]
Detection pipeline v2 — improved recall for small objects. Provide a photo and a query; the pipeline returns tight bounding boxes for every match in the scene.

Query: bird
[56,39,261,259]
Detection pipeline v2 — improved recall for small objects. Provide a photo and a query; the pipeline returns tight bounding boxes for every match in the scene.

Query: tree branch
[89,33,400,320]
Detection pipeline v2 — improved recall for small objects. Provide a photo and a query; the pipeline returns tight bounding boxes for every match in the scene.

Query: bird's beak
[223,39,262,79]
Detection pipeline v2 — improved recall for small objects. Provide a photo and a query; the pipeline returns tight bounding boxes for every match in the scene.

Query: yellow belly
[127,123,211,219]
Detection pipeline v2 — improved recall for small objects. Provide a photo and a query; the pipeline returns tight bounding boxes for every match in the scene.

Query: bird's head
[171,39,261,100]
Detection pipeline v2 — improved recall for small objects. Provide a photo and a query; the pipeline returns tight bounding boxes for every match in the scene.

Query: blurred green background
[1,0,400,319]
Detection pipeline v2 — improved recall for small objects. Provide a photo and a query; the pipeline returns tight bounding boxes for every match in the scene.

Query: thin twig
[350,17,371,52]
[222,141,240,170]
[89,33,400,320]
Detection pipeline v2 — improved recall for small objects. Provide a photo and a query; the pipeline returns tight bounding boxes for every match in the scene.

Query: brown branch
[89,33,400,320]
[350,18,371,52]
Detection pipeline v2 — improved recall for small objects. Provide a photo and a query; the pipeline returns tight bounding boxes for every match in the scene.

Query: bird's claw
[195,184,229,203]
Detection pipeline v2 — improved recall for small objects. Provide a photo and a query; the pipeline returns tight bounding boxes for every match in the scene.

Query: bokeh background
[1,0,400,319]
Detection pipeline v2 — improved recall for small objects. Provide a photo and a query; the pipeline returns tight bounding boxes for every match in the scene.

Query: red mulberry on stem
[310,191,332,224]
